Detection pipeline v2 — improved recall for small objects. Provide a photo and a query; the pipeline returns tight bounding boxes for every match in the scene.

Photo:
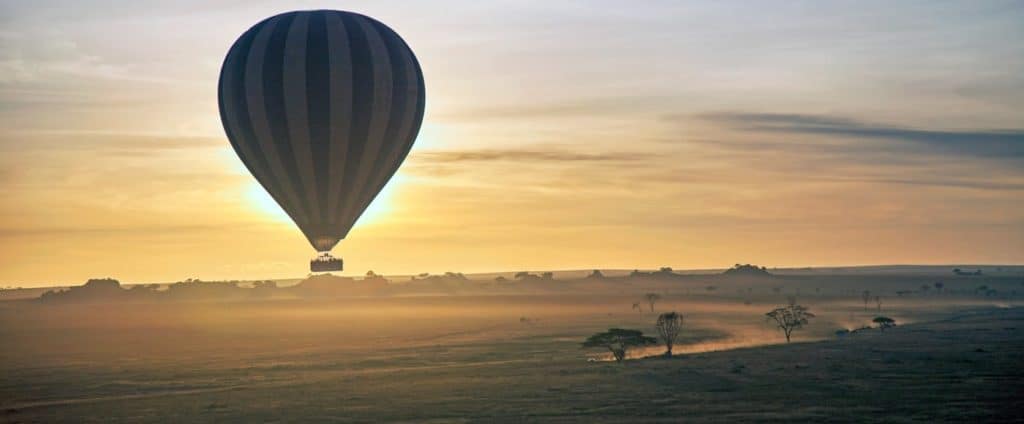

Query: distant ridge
[722,264,772,277]
[2,264,1022,293]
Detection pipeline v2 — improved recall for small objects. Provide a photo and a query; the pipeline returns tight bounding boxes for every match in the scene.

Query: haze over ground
[1,1,1022,286]
[3,267,1023,421]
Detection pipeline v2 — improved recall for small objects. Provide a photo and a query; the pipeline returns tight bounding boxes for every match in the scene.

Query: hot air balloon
[218,10,425,272]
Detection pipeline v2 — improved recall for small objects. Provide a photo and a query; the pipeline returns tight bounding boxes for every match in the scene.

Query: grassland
[1,269,1022,422]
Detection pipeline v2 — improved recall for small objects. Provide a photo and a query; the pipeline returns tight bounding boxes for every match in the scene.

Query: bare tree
[875,295,882,312]
[582,328,657,362]
[645,293,661,312]
[766,301,815,343]
[655,312,684,357]
[862,290,871,310]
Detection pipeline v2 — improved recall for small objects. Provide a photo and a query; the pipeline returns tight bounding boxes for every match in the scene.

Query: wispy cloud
[412,148,651,163]
[658,113,1024,193]
[695,112,1024,161]
[435,96,670,122]
[821,176,1024,192]
[0,132,223,153]
[0,223,265,237]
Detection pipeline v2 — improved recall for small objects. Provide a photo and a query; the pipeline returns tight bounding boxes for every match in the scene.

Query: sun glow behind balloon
[246,182,292,224]
[353,175,405,228]
[245,174,408,230]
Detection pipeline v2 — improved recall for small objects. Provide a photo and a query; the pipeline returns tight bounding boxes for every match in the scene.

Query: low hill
[722,264,772,277]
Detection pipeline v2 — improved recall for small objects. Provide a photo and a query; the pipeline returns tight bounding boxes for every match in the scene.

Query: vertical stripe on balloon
[282,12,322,226]
[324,11,353,231]
[337,16,394,231]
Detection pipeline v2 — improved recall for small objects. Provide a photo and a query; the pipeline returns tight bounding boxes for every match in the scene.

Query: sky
[1,0,1022,286]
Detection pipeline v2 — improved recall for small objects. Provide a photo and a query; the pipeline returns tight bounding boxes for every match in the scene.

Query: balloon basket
[311,253,343,272]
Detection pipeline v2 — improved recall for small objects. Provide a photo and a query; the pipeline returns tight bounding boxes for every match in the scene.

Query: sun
[244,175,406,229]
[352,174,406,228]
[245,182,292,224]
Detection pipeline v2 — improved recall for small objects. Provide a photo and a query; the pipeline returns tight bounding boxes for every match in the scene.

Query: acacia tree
[766,302,815,343]
[656,312,684,357]
[873,316,896,331]
[582,328,657,362]
[862,290,871,310]
[645,293,662,312]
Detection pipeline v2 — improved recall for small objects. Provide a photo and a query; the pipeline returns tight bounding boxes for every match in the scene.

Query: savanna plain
[2,266,1022,423]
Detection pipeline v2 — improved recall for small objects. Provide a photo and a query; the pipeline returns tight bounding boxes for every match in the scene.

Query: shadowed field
[2,271,1022,422]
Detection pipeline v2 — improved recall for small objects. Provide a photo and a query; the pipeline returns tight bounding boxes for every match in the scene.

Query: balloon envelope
[218,10,425,252]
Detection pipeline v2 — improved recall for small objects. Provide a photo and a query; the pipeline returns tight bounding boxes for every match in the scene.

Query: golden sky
[1,1,1023,286]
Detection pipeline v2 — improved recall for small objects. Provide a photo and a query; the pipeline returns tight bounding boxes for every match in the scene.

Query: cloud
[695,112,1024,161]
[659,113,1024,193]
[0,223,259,237]
[821,177,1024,192]
[0,132,223,153]
[412,148,652,163]
[402,148,663,193]
[435,95,671,122]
